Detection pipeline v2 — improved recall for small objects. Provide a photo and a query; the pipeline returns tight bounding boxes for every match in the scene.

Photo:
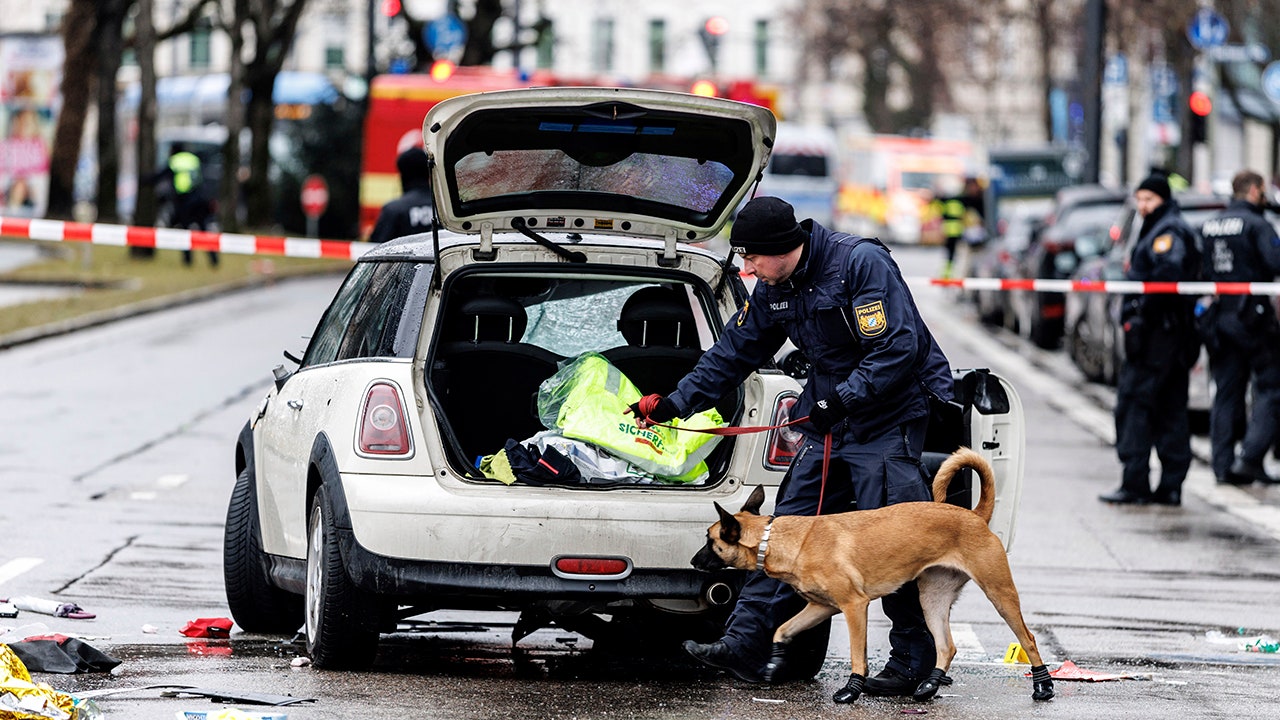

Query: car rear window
[303,261,432,367]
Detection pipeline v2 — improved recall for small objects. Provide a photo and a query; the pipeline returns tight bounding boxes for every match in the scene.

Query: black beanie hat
[1136,174,1171,202]
[730,197,809,256]
[397,146,431,186]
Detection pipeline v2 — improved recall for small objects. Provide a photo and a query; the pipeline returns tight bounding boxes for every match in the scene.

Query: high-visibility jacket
[169,151,202,194]
[538,352,723,483]
[941,197,967,239]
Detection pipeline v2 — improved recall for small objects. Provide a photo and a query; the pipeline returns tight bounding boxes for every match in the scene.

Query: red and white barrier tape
[0,216,374,261]
[924,276,1280,296]
[5,216,1278,296]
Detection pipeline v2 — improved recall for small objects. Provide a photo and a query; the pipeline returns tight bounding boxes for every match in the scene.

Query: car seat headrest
[617,286,697,349]
[452,296,528,343]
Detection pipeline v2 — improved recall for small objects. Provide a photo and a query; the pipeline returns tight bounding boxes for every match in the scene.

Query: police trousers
[1209,339,1280,477]
[1114,361,1191,495]
[721,415,935,677]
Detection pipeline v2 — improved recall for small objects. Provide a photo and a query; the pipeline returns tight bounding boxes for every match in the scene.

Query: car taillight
[357,381,412,456]
[765,394,804,470]
[552,556,631,579]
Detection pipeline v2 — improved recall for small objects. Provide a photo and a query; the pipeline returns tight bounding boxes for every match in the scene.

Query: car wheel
[223,467,304,633]
[1069,319,1104,382]
[305,485,380,668]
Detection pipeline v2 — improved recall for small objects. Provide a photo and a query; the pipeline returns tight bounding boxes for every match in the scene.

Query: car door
[256,262,378,557]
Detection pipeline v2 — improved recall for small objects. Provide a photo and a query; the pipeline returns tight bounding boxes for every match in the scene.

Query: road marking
[156,474,188,488]
[130,491,158,500]
[0,557,43,585]
[951,622,988,662]
[918,282,1280,543]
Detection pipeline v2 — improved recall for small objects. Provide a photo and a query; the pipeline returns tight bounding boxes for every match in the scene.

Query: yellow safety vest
[538,352,724,483]
[942,198,966,238]
[169,151,201,194]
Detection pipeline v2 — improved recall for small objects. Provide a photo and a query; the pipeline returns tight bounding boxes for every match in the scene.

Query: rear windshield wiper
[511,217,587,263]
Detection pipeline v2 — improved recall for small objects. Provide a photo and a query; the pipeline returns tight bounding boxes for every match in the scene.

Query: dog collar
[757,517,775,568]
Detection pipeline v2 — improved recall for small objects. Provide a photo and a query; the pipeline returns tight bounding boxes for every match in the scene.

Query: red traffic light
[704,16,729,36]
[381,0,401,17]
[1189,90,1212,116]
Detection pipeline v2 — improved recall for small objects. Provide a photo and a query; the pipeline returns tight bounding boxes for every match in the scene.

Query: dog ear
[740,485,766,515]
[714,502,741,544]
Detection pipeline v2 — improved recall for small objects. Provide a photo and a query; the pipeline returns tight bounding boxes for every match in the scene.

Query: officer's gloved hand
[626,394,680,426]
[807,394,849,434]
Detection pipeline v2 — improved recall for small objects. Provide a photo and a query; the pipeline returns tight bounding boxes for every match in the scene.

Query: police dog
[691,447,1054,704]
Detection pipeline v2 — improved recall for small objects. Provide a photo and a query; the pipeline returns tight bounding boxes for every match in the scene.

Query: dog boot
[912,667,949,701]
[1030,664,1054,701]
[762,642,788,684]
[833,672,866,703]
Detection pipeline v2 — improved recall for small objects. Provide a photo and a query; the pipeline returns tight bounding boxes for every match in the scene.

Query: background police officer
[1199,170,1280,485]
[627,196,954,699]
[1100,175,1202,506]
[369,146,435,243]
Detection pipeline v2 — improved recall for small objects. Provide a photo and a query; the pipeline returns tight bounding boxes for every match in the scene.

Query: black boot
[833,672,865,703]
[912,667,949,701]
[762,642,788,684]
[1030,664,1054,701]
[681,640,761,683]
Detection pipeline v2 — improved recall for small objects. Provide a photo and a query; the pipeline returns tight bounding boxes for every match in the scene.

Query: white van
[752,122,839,227]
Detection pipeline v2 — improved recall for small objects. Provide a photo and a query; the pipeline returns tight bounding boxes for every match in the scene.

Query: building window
[190,18,212,69]
[649,19,666,74]
[536,19,555,68]
[325,45,344,69]
[592,18,615,73]
[754,20,769,77]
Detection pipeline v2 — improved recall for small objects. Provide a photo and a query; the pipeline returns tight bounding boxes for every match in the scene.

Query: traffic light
[380,0,401,17]
[1189,90,1211,144]
[430,59,456,82]
[699,17,728,71]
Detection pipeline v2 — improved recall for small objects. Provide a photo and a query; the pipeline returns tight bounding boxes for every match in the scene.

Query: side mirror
[272,364,292,391]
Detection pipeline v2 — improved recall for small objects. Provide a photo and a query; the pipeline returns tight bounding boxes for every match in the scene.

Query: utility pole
[1081,0,1105,184]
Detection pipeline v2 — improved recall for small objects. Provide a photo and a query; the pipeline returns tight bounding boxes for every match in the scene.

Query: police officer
[1100,175,1202,506]
[369,147,435,243]
[934,177,983,279]
[1199,170,1280,485]
[627,196,954,701]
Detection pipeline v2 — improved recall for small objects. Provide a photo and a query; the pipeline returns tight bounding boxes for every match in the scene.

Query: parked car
[223,87,1028,670]
[1064,192,1227,431]
[1009,184,1127,349]
[970,199,1051,330]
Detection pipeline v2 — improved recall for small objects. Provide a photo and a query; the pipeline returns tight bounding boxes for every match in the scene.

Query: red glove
[626,394,680,425]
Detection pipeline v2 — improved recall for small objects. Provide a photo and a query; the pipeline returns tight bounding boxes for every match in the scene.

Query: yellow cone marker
[1003,642,1030,664]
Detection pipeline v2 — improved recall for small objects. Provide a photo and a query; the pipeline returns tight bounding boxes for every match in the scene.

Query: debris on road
[0,643,82,719]
[7,635,122,674]
[1205,629,1279,653]
[179,618,233,639]
[1037,660,1150,682]
[0,597,95,620]
[159,688,316,707]
[175,710,288,720]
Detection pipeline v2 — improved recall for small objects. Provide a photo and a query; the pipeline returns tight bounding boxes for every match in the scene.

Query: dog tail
[931,447,997,525]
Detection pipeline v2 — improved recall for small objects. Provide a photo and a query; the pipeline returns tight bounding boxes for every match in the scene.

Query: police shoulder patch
[854,300,888,337]
[1152,234,1173,254]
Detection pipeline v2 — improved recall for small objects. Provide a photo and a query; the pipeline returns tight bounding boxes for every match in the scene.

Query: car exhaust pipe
[705,582,734,606]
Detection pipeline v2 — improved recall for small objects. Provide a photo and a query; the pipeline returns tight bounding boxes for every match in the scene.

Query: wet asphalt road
[2,245,1279,719]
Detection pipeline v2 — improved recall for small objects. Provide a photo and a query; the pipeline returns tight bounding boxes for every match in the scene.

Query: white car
[223,87,1028,670]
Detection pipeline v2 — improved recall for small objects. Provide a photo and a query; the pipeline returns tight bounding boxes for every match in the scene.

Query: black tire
[223,467,304,633]
[304,485,380,669]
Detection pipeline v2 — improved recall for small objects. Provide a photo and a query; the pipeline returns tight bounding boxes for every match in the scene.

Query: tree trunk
[1034,0,1055,142]
[244,73,276,227]
[134,0,159,228]
[94,0,130,224]
[46,0,98,220]
[460,0,503,66]
[220,1,249,232]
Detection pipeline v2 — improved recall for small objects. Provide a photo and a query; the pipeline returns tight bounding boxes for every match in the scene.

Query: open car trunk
[426,265,741,488]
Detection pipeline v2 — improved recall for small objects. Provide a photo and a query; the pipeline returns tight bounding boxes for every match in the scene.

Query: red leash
[630,395,832,516]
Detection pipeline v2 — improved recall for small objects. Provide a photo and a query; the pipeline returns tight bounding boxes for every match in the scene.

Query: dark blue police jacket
[669,221,953,442]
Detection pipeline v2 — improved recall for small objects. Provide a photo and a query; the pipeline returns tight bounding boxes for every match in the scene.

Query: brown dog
[691,447,1054,704]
